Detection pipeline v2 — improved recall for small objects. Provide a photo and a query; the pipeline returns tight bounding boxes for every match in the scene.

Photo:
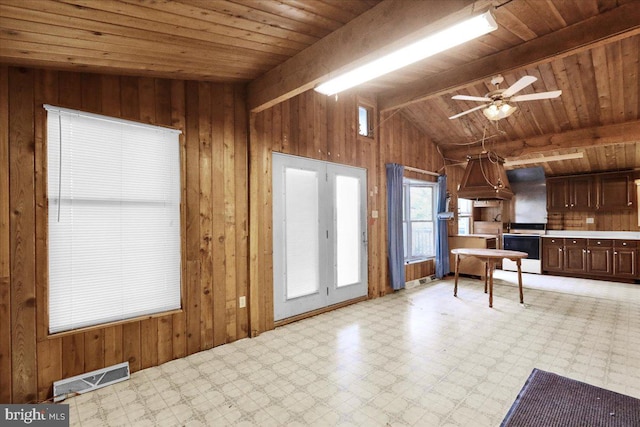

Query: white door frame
[272,153,368,321]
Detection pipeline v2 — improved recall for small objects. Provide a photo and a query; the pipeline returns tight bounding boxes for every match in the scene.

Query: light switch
[372,210,379,218]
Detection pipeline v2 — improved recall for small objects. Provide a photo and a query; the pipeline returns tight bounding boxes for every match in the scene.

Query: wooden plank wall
[0,66,249,403]
[248,90,385,335]
[2,66,461,403]
[0,66,11,404]
[247,91,441,336]
[445,165,468,238]
[379,111,445,283]
[547,210,639,231]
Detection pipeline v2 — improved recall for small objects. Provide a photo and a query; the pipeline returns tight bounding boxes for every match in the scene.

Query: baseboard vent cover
[420,275,437,284]
[53,361,130,402]
[405,275,437,289]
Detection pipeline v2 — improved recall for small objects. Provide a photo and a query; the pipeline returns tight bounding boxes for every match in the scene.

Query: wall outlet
[239,296,246,308]
[372,210,379,218]
[586,217,595,224]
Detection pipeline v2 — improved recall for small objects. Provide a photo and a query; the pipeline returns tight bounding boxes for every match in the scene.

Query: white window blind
[45,105,182,334]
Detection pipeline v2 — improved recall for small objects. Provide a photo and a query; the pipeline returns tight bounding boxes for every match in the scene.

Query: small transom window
[358,105,374,138]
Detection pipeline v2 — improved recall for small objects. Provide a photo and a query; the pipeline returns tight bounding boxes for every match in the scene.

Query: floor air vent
[406,275,437,289]
[53,361,130,402]
[419,275,436,284]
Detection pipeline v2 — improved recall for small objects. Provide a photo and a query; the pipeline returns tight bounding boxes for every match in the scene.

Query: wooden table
[451,248,528,308]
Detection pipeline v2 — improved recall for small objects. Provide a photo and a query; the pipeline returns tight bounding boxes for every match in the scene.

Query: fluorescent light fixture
[483,102,517,121]
[314,10,498,96]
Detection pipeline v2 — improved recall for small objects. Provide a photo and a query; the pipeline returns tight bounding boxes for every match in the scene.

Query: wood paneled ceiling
[1,0,639,176]
[0,0,382,81]
[389,1,640,176]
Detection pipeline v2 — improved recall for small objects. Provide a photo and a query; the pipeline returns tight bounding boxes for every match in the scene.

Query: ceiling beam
[247,0,498,113]
[378,2,640,112]
[442,120,640,160]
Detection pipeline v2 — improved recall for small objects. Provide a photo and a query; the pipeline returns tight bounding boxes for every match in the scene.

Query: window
[45,105,182,334]
[403,178,436,262]
[358,105,374,138]
[458,198,473,234]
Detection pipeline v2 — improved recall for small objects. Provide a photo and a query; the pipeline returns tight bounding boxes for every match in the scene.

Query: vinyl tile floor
[67,271,640,426]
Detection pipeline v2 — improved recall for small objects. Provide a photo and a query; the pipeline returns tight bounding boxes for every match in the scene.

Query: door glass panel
[336,175,360,287]
[285,168,320,299]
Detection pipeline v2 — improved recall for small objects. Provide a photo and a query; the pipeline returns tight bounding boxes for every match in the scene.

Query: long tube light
[314,10,498,96]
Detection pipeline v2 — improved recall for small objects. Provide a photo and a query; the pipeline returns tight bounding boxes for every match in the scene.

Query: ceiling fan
[449,75,562,121]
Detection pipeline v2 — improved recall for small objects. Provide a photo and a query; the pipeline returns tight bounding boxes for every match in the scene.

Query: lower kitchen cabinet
[542,238,564,272]
[586,239,613,275]
[564,238,587,273]
[613,240,637,278]
[449,234,498,279]
[542,237,638,282]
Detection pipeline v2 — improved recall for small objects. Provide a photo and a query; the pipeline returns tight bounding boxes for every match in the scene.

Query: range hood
[457,153,513,200]
[506,166,547,224]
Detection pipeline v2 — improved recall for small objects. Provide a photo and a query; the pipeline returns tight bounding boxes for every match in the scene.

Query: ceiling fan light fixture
[451,75,561,120]
[483,102,516,121]
[315,10,498,96]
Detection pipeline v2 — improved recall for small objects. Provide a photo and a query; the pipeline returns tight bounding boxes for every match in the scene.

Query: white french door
[272,153,368,321]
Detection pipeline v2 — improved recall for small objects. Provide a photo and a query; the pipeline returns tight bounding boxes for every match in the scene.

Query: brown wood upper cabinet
[598,173,635,210]
[547,176,595,211]
[547,171,636,212]
[546,179,569,211]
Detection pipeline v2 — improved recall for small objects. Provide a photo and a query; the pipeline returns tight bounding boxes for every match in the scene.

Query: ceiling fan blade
[448,104,489,120]
[452,94,492,102]
[502,75,537,97]
[510,90,562,102]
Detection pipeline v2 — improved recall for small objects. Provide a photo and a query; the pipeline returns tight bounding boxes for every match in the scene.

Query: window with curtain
[457,198,473,234]
[45,105,182,334]
[403,178,436,262]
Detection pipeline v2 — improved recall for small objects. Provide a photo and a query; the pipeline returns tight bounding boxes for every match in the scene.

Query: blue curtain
[435,175,450,279]
[386,163,405,290]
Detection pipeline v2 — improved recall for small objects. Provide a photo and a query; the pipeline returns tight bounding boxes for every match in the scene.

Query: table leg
[489,260,494,308]
[517,259,524,303]
[454,254,460,297]
[484,261,488,293]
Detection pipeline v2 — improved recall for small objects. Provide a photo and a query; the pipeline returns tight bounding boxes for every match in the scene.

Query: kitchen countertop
[543,230,640,239]
[449,234,498,238]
